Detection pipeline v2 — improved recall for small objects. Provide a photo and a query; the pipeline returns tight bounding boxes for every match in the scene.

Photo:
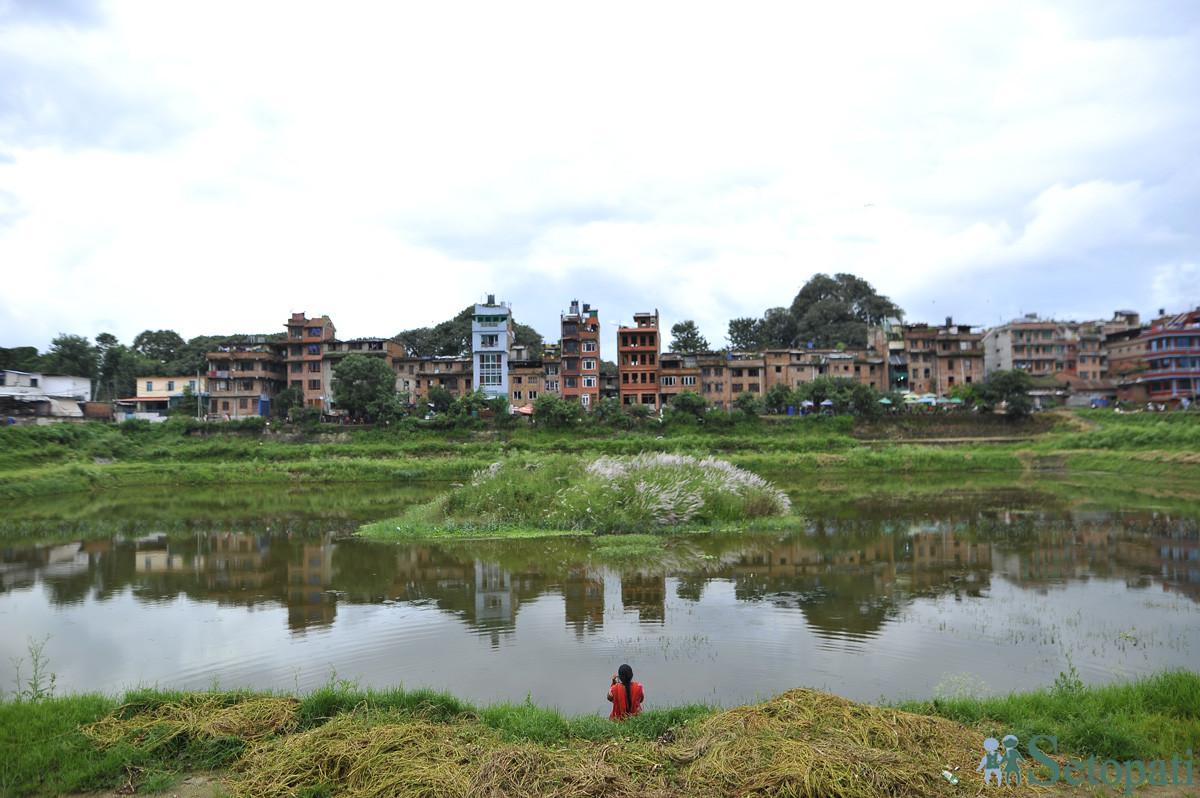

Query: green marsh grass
[895,668,1200,762]
[363,452,793,538]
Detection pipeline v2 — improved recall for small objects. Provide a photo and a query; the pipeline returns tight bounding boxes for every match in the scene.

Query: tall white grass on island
[444,452,791,532]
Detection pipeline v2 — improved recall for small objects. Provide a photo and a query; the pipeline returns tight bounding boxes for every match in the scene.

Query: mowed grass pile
[78,688,979,798]
[370,453,793,537]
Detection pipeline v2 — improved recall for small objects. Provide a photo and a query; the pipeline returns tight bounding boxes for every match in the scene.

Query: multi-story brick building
[283,313,337,411]
[1141,307,1200,406]
[472,296,514,401]
[902,319,984,396]
[395,355,473,403]
[508,344,551,408]
[696,352,764,409]
[206,338,285,418]
[657,351,700,406]
[762,349,888,393]
[618,311,660,407]
[560,300,600,409]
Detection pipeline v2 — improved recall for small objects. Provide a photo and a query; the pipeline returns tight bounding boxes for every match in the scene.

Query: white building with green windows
[472,295,515,401]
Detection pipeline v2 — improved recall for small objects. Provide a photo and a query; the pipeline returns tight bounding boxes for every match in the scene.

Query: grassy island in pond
[361,453,792,540]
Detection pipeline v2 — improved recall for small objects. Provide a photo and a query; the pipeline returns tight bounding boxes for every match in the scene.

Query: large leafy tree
[790,273,901,349]
[397,306,544,358]
[669,320,710,353]
[977,369,1033,418]
[0,346,42,372]
[132,329,185,367]
[44,334,98,378]
[727,317,764,351]
[331,355,397,420]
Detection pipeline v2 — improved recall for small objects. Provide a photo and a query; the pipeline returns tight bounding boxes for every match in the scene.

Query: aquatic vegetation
[380,453,793,536]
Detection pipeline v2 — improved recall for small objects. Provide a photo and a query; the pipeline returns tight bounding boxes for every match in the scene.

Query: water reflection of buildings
[6,511,1197,642]
[287,542,335,631]
[564,567,604,637]
[620,570,665,623]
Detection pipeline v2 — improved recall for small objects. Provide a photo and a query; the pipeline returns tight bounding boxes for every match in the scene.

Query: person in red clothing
[607,663,644,720]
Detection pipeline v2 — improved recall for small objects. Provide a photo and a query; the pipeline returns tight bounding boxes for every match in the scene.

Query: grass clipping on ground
[82,688,987,798]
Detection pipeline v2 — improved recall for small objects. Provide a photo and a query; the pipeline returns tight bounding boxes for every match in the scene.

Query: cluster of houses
[4,300,1200,424]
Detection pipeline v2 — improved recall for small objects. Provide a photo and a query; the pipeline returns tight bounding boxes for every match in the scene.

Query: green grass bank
[3,409,1200,503]
[1,670,1196,797]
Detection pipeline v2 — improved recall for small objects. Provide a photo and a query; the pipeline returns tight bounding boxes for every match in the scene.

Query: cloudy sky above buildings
[2,0,1198,354]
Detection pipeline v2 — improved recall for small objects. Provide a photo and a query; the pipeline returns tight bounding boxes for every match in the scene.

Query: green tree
[763,383,795,414]
[727,317,764,351]
[667,389,710,421]
[425,385,455,414]
[275,385,305,418]
[0,346,43,372]
[761,307,798,349]
[397,306,544,358]
[44,334,98,378]
[132,329,185,368]
[669,320,710,353]
[733,391,764,416]
[331,354,396,420]
[533,393,582,428]
[978,369,1033,418]
[790,273,902,349]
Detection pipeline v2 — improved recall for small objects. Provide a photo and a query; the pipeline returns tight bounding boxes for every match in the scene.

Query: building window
[546,364,558,375]
[682,376,696,386]
[583,376,596,388]
[583,342,597,353]
[546,380,559,392]
[239,398,249,409]
[480,334,499,348]
[308,379,321,390]
[529,390,538,399]
[732,383,743,392]
[146,381,153,391]
[189,381,196,390]
[240,380,254,391]
[308,362,320,372]
[564,377,578,388]
[221,400,230,411]
[167,381,174,391]
[661,376,677,386]
[513,390,522,400]
[583,359,596,371]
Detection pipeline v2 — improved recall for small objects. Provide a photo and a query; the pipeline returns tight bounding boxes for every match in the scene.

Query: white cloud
[1,0,1198,351]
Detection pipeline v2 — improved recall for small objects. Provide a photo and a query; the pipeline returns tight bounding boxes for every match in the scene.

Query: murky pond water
[1,475,1197,714]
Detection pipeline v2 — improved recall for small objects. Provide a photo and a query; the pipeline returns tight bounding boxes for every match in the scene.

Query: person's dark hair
[618,663,634,714]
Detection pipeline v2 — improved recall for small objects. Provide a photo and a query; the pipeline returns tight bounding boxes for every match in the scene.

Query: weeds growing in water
[7,635,57,702]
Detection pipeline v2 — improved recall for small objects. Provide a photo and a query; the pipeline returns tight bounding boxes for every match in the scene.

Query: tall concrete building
[472,295,514,401]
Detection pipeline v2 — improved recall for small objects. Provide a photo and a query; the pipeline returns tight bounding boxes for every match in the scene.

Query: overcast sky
[2,1,1198,355]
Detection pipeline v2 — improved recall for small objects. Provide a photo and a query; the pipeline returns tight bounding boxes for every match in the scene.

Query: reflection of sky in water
[2,548,1196,715]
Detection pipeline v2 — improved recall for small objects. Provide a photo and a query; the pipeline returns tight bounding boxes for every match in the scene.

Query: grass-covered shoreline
[3,409,1200,505]
[1,670,1196,797]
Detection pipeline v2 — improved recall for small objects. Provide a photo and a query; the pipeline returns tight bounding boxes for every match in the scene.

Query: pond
[1,475,1197,715]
